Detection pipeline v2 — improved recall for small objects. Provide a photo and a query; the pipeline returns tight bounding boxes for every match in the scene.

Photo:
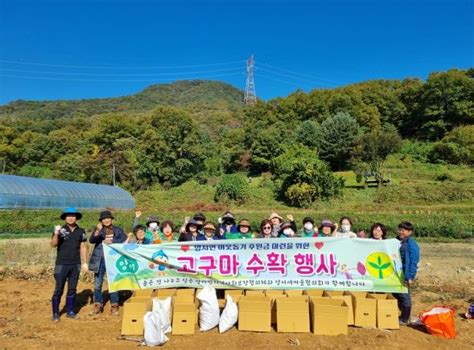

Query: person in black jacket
[88,210,127,316]
[51,208,88,322]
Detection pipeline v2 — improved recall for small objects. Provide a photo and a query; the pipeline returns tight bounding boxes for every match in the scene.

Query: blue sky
[0,0,472,104]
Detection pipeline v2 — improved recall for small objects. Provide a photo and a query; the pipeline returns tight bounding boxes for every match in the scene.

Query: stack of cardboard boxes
[121,288,399,337]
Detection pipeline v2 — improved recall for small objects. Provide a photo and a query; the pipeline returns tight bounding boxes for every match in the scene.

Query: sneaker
[399,319,409,326]
[110,304,120,316]
[52,313,59,322]
[66,311,79,319]
[89,303,103,316]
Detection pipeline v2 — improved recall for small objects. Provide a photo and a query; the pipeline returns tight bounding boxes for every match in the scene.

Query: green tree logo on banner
[116,255,139,274]
[365,252,394,279]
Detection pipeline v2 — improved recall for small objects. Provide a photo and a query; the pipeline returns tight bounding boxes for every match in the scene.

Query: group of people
[128,211,393,242]
[51,207,419,326]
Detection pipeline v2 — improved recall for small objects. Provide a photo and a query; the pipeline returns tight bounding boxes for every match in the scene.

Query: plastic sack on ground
[419,306,456,339]
[143,311,169,346]
[219,294,238,333]
[196,285,220,331]
[152,297,172,334]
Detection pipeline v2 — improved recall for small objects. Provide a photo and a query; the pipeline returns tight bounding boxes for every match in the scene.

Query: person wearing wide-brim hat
[193,212,206,226]
[238,219,255,239]
[217,211,238,240]
[50,208,87,322]
[89,210,127,316]
[133,211,162,243]
[268,212,297,238]
[179,218,200,242]
[279,221,296,238]
[197,221,219,241]
[318,219,337,237]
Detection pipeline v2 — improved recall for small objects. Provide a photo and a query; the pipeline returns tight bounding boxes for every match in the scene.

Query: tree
[294,120,321,149]
[270,145,343,207]
[353,124,402,185]
[418,69,474,139]
[319,112,361,170]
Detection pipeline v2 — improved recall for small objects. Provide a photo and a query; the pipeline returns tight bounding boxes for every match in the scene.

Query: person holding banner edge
[393,221,420,325]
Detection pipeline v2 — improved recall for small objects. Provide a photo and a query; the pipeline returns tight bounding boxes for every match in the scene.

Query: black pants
[52,264,80,299]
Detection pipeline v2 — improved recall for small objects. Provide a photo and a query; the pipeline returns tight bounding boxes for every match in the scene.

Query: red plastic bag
[419,306,456,339]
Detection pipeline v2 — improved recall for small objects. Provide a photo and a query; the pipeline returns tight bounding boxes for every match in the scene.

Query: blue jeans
[93,259,119,305]
[393,288,411,322]
[52,264,80,300]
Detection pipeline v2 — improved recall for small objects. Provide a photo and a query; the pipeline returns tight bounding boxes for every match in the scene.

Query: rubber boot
[52,296,60,322]
[66,295,78,319]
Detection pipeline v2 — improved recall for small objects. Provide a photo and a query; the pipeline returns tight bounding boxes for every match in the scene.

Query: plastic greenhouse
[0,175,135,210]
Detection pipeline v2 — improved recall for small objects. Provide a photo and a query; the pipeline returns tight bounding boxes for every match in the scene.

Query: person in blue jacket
[216,212,238,239]
[88,210,127,316]
[393,221,420,325]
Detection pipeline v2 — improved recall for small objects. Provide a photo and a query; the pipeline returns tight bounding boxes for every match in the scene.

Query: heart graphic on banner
[181,245,190,252]
[315,242,324,250]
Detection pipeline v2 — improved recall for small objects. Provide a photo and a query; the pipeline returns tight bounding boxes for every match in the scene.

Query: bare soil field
[0,240,473,350]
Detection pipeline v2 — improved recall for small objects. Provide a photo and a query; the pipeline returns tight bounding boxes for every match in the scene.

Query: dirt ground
[0,242,473,350]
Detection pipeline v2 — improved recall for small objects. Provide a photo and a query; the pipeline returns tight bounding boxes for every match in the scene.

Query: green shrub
[429,125,474,165]
[398,140,434,163]
[271,145,344,207]
[430,142,470,164]
[214,174,250,204]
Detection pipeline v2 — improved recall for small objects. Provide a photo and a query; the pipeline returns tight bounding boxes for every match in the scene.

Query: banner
[103,237,408,293]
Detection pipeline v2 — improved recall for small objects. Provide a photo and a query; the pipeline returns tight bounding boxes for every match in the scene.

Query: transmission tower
[244,54,257,105]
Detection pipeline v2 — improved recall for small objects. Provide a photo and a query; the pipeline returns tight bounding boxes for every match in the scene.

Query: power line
[256,73,314,90]
[0,71,245,83]
[1,66,243,77]
[256,61,345,85]
[0,59,246,70]
[256,66,335,88]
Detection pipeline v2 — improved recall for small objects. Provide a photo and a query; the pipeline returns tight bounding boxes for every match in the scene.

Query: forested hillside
[0,69,472,208]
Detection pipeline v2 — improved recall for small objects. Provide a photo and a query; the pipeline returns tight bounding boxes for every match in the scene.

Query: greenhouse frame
[0,175,135,210]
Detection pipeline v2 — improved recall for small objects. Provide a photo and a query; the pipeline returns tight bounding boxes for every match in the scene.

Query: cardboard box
[276,296,310,333]
[133,289,154,298]
[368,294,400,330]
[310,297,348,336]
[348,292,376,328]
[238,296,272,332]
[245,290,266,297]
[285,290,303,296]
[264,292,286,325]
[121,299,152,335]
[176,288,195,297]
[156,288,177,297]
[265,290,285,297]
[130,296,152,303]
[323,290,344,297]
[305,289,324,297]
[173,295,194,305]
[172,303,195,335]
[330,294,354,325]
[225,289,244,303]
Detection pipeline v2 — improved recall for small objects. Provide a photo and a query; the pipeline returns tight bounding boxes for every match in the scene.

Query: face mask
[341,224,351,233]
[304,223,313,231]
[283,228,294,237]
[149,222,158,230]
